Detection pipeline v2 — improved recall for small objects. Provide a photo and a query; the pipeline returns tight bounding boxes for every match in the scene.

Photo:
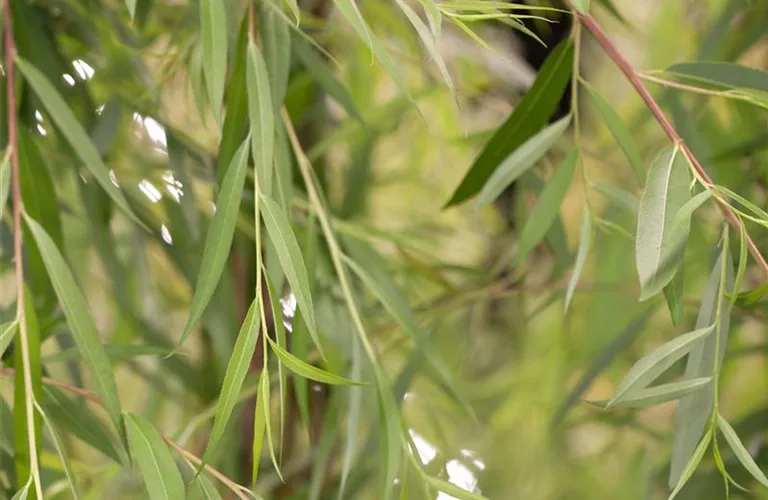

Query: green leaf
[635,146,692,300]
[202,298,260,465]
[717,414,768,488]
[42,344,170,364]
[24,215,125,449]
[260,194,322,355]
[200,0,227,122]
[11,480,31,500]
[217,17,249,183]
[247,41,275,198]
[125,0,137,19]
[0,320,17,359]
[607,324,714,407]
[670,251,733,487]
[0,148,10,220]
[125,413,185,500]
[666,61,768,93]
[266,336,363,385]
[515,148,578,262]
[338,338,363,499]
[571,0,590,14]
[564,207,592,313]
[731,281,768,307]
[251,369,268,487]
[604,377,711,409]
[421,475,487,500]
[293,37,363,122]
[594,0,629,26]
[174,139,250,351]
[669,427,713,500]
[189,473,222,500]
[282,0,300,25]
[35,401,81,499]
[671,190,713,232]
[591,182,639,213]
[260,4,291,110]
[446,39,573,206]
[41,386,122,463]
[14,58,137,223]
[375,369,401,500]
[583,82,644,183]
[475,114,571,208]
[14,288,41,489]
[731,224,748,303]
[662,260,685,326]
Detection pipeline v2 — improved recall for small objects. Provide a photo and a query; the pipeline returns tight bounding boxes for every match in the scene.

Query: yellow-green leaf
[0,148,10,220]
[246,41,275,198]
[200,0,227,122]
[125,413,185,500]
[0,320,17,358]
[267,336,363,385]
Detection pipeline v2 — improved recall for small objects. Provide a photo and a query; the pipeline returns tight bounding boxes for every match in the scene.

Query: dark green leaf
[200,0,227,122]
[666,61,768,93]
[0,320,17,359]
[125,413,185,500]
[14,288,41,487]
[446,39,573,206]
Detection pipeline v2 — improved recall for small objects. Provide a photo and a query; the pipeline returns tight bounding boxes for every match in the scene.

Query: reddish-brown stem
[574,9,768,276]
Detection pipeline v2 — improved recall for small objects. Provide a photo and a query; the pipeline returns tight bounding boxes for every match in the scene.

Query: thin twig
[0,367,251,499]
[572,7,768,276]
[3,1,44,496]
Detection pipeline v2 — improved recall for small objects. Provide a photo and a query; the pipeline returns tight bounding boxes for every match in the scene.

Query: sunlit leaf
[607,324,713,407]
[669,427,712,500]
[731,224,748,303]
[475,114,571,208]
[266,336,363,385]
[666,61,768,93]
[200,0,227,122]
[583,82,644,183]
[717,414,768,488]
[670,251,733,487]
[174,139,250,351]
[247,41,275,198]
[125,413,185,500]
[125,0,137,19]
[14,288,41,487]
[202,298,260,465]
[446,39,573,206]
[635,146,692,300]
[565,207,592,313]
[24,215,125,449]
[515,148,578,262]
[0,320,17,359]
[11,479,31,500]
[42,386,122,463]
[260,194,322,355]
[15,58,137,223]
[421,475,487,500]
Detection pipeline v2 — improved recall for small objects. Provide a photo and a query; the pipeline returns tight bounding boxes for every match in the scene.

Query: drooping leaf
[446,39,573,206]
[669,427,713,500]
[217,17,249,183]
[583,82,644,183]
[200,0,227,122]
[602,378,711,409]
[247,41,275,198]
[666,61,768,93]
[375,368,401,500]
[251,369,268,487]
[41,386,122,463]
[670,251,733,487]
[260,194,322,355]
[607,324,714,407]
[34,401,81,499]
[731,224,748,303]
[292,37,364,122]
[0,320,17,358]
[635,146,692,300]
[0,148,10,220]
[125,413,185,500]
[174,139,250,351]
[14,288,41,489]
[202,298,260,465]
[591,182,639,213]
[260,4,291,110]
[282,0,300,25]
[671,190,713,232]
[10,480,31,500]
[662,259,685,326]
[189,472,223,500]
[717,414,768,488]
[515,148,578,262]
[14,58,137,223]
[42,344,170,364]
[125,0,137,19]
[24,215,125,448]
[266,336,363,385]
[475,114,571,208]
[338,337,363,499]
[565,207,592,313]
[594,0,629,26]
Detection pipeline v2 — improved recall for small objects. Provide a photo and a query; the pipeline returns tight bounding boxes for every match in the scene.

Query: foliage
[0,0,767,499]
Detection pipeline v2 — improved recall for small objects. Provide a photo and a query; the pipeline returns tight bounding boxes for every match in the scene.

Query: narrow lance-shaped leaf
[600,378,711,409]
[202,298,260,465]
[670,250,733,487]
[717,414,768,488]
[375,368,402,500]
[125,413,185,500]
[11,479,31,500]
[260,194,323,356]
[125,0,137,19]
[0,148,10,219]
[565,207,592,313]
[635,146,692,300]
[189,473,223,500]
[0,320,17,359]
[200,0,227,122]
[14,58,138,223]
[662,259,685,326]
[251,369,268,487]
[591,182,639,213]
[174,139,250,352]
[338,336,363,499]
[247,41,275,199]
[24,215,125,449]
[267,336,363,385]
[421,475,487,500]
[666,61,768,93]
[607,324,714,407]
[475,114,572,208]
[34,401,81,499]
[42,344,170,364]
[583,82,644,183]
[260,4,291,110]
[669,428,713,500]
[446,39,573,206]
[515,148,578,262]
[671,190,713,231]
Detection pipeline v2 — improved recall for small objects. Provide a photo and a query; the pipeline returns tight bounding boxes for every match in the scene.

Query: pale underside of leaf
[717,414,768,488]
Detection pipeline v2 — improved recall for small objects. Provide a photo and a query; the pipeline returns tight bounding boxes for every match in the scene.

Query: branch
[3,0,44,497]
[572,8,768,276]
[0,368,252,499]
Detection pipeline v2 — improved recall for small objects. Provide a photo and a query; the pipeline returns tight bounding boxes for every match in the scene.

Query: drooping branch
[571,6,768,276]
[3,0,44,497]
